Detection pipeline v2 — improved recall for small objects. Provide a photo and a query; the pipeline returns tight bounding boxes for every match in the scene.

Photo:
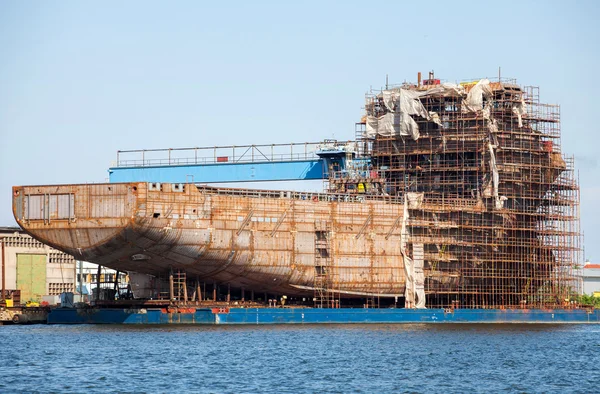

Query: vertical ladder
[314,220,338,308]
[355,122,369,158]
[172,269,187,302]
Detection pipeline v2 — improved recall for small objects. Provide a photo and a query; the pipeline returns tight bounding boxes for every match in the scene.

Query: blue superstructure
[109,159,324,183]
[108,140,357,183]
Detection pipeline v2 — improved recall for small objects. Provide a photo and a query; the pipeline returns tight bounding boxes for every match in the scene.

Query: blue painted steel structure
[47,307,600,325]
[108,142,336,183]
[107,141,355,183]
[109,160,324,183]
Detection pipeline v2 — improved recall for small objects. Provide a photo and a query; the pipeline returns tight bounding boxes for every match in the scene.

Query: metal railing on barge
[115,142,324,168]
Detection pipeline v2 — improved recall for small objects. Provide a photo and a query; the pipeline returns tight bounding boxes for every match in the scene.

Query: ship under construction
[12,72,582,310]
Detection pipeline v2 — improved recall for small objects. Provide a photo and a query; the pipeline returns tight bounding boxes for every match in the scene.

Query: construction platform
[0,306,48,325]
[47,307,600,325]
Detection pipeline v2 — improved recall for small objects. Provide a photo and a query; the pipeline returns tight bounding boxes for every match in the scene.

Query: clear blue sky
[1,1,599,259]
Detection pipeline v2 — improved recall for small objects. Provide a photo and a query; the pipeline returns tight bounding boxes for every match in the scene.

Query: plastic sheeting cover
[366,87,450,140]
[512,97,526,127]
[462,79,493,112]
[367,80,524,139]
[400,195,413,307]
[412,243,426,309]
[400,193,426,309]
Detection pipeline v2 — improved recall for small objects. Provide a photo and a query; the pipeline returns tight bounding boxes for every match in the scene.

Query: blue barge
[47,307,600,325]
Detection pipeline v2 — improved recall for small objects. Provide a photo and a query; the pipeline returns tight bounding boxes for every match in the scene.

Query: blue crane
[108,141,355,184]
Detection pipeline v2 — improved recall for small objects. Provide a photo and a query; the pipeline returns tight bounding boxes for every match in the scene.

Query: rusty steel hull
[12,182,408,297]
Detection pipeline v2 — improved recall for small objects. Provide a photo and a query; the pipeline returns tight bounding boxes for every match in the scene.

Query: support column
[73,258,77,297]
[113,270,119,299]
[196,279,201,302]
[78,260,83,294]
[1,240,5,301]
[227,283,231,303]
[251,290,254,303]
[183,277,188,303]
[169,270,174,302]
[213,282,217,302]
[241,287,245,303]
[96,265,101,302]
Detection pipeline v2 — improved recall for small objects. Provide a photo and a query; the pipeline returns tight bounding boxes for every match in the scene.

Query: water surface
[1,324,599,393]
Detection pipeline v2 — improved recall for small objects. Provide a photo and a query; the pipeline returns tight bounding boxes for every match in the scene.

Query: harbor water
[1,324,599,393]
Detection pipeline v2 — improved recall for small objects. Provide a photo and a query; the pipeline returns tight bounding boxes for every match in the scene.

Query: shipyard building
[0,227,76,304]
[582,262,600,297]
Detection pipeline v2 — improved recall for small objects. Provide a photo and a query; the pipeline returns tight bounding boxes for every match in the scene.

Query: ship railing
[199,185,407,204]
[198,186,498,209]
[115,142,325,167]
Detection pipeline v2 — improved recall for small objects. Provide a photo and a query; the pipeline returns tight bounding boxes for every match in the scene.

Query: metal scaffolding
[344,73,582,308]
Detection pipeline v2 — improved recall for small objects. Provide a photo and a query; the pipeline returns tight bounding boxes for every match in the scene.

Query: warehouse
[0,226,76,304]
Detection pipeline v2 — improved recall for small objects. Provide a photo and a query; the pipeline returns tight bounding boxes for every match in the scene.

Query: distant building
[76,261,128,298]
[582,261,600,297]
[0,226,76,303]
[1,226,128,304]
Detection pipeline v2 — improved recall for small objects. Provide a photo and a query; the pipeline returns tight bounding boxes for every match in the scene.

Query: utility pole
[1,239,5,301]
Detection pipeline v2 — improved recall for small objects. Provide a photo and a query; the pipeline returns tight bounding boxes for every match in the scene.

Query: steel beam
[108,159,324,183]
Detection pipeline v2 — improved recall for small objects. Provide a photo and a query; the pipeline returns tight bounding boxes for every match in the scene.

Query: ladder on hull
[314,220,339,308]
[171,269,188,302]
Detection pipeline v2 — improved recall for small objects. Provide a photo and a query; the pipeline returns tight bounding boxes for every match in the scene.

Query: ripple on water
[1,324,599,393]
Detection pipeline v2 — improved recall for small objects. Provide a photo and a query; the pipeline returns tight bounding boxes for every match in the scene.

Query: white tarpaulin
[512,97,526,127]
[400,195,413,308]
[379,113,402,137]
[366,80,527,139]
[485,116,507,209]
[412,243,426,309]
[488,142,501,208]
[399,89,429,118]
[406,192,424,209]
[400,194,426,309]
[366,87,448,140]
[366,112,421,140]
[365,115,379,138]
[462,79,493,113]
[382,90,398,112]
[419,83,466,98]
